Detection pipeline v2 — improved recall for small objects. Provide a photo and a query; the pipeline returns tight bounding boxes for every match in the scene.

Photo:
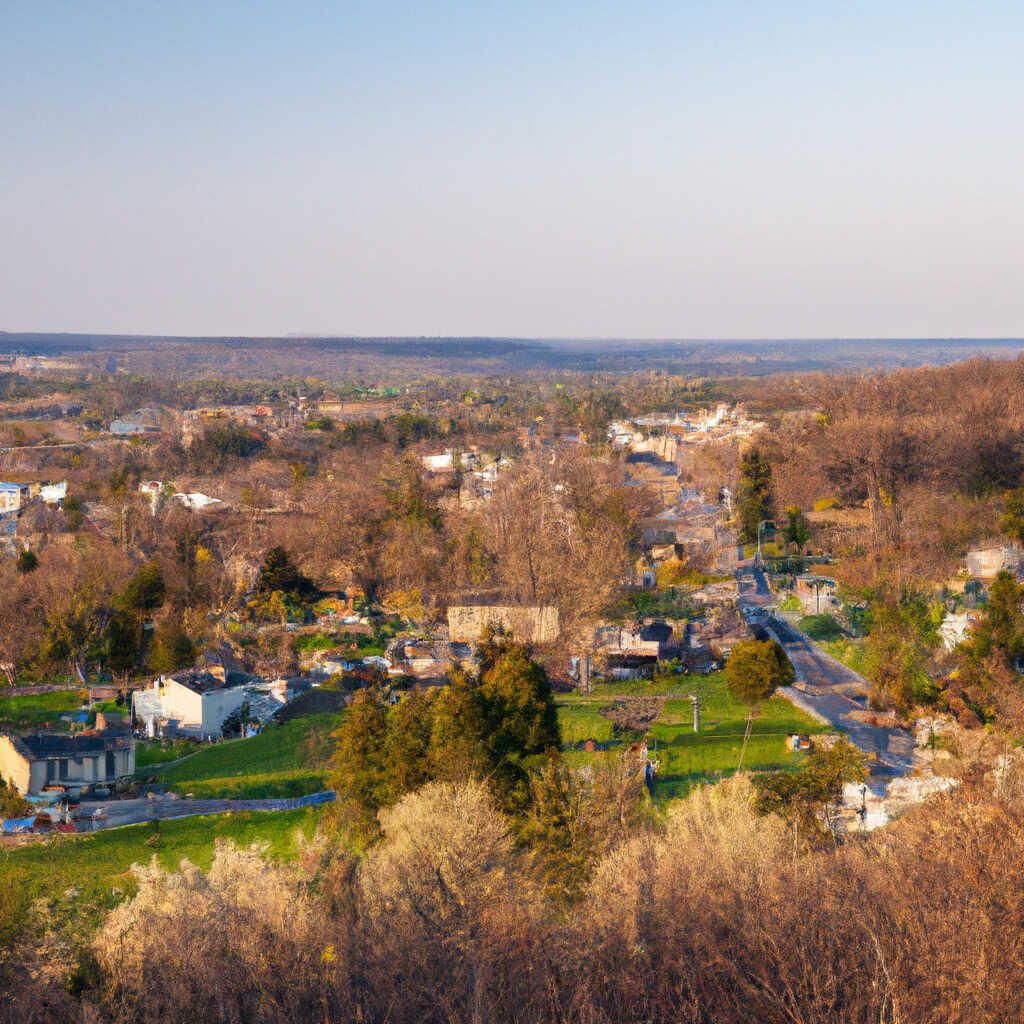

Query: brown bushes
[25,774,1024,1023]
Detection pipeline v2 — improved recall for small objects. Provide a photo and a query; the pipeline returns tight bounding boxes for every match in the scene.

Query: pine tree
[738,448,774,544]
[330,691,389,837]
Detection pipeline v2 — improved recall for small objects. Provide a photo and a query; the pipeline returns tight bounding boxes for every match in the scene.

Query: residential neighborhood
[0,350,1022,1022]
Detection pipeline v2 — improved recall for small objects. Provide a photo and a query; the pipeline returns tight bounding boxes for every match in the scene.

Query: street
[737,567,917,779]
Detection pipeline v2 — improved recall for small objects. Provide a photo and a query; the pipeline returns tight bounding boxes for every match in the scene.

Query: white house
[38,481,68,505]
[133,668,255,738]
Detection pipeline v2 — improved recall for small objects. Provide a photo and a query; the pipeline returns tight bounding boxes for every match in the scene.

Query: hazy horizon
[4,2,1023,338]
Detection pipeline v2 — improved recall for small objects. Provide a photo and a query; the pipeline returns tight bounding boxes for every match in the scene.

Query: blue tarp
[2,816,35,834]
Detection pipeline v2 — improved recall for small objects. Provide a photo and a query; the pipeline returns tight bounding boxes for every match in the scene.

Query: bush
[797,614,845,641]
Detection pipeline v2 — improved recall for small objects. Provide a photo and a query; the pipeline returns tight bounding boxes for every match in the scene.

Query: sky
[2,1,1023,339]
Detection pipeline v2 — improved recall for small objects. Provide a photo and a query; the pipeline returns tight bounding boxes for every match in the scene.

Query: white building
[132,668,274,738]
[938,611,976,651]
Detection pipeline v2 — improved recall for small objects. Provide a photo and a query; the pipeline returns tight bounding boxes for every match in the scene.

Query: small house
[0,732,135,797]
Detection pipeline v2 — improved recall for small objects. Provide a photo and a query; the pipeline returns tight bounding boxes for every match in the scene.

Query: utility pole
[688,694,701,733]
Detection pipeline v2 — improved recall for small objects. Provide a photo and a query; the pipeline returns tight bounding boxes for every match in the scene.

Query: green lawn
[797,614,845,641]
[0,689,87,729]
[819,636,869,675]
[171,769,328,800]
[557,703,615,745]
[142,713,343,798]
[558,671,827,803]
[136,737,202,768]
[0,807,326,946]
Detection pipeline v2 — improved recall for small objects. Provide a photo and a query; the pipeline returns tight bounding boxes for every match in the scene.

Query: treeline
[768,356,1024,546]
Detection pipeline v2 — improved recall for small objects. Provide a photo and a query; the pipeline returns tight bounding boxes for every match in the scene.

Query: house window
[58,759,69,780]
[46,759,56,782]
[105,751,115,778]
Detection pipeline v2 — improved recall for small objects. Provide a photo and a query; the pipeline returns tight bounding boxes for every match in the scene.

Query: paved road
[72,790,335,832]
[736,567,917,780]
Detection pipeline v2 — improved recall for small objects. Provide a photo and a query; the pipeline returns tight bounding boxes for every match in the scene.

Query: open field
[0,806,326,946]
[141,713,343,798]
[0,689,87,730]
[558,671,828,802]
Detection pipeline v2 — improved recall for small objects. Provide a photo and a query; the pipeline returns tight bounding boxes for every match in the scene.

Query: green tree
[119,561,165,615]
[725,638,794,771]
[330,690,390,837]
[1001,489,1024,544]
[755,738,867,846]
[520,755,597,901]
[147,618,195,675]
[256,546,317,600]
[864,590,940,710]
[968,570,1024,667]
[383,689,434,801]
[16,549,38,574]
[784,506,809,552]
[479,645,560,761]
[427,671,491,783]
[737,448,773,545]
[0,775,32,818]
[105,611,142,677]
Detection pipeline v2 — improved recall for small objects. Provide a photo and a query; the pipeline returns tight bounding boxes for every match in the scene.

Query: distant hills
[1,332,1022,379]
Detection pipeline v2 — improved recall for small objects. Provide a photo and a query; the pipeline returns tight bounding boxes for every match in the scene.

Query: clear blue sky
[2,1,1022,338]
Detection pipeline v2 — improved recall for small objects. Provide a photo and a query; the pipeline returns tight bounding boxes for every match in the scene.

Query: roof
[167,668,254,694]
[3,731,132,760]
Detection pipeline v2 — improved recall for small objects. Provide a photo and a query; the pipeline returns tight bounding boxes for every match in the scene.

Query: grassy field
[818,636,870,675]
[558,670,827,802]
[141,713,343,798]
[797,613,846,641]
[0,689,87,730]
[136,737,202,768]
[0,807,326,946]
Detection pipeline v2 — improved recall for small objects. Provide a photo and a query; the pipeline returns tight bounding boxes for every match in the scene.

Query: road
[737,566,917,780]
[71,790,335,832]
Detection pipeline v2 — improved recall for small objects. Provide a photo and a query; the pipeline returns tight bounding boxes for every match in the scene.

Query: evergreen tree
[383,689,434,801]
[330,690,390,837]
[427,671,491,782]
[16,549,38,574]
[119,561,166,615]
[105,611,141,676]
[480,645,561,761]
[738,447,774,544]
[257,546,317,600]
[147,618,195,675]
[1001,489,1024,544]
[784,506,809,552]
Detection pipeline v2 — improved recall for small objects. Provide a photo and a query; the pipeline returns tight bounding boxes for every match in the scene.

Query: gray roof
[4,731,132,760]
